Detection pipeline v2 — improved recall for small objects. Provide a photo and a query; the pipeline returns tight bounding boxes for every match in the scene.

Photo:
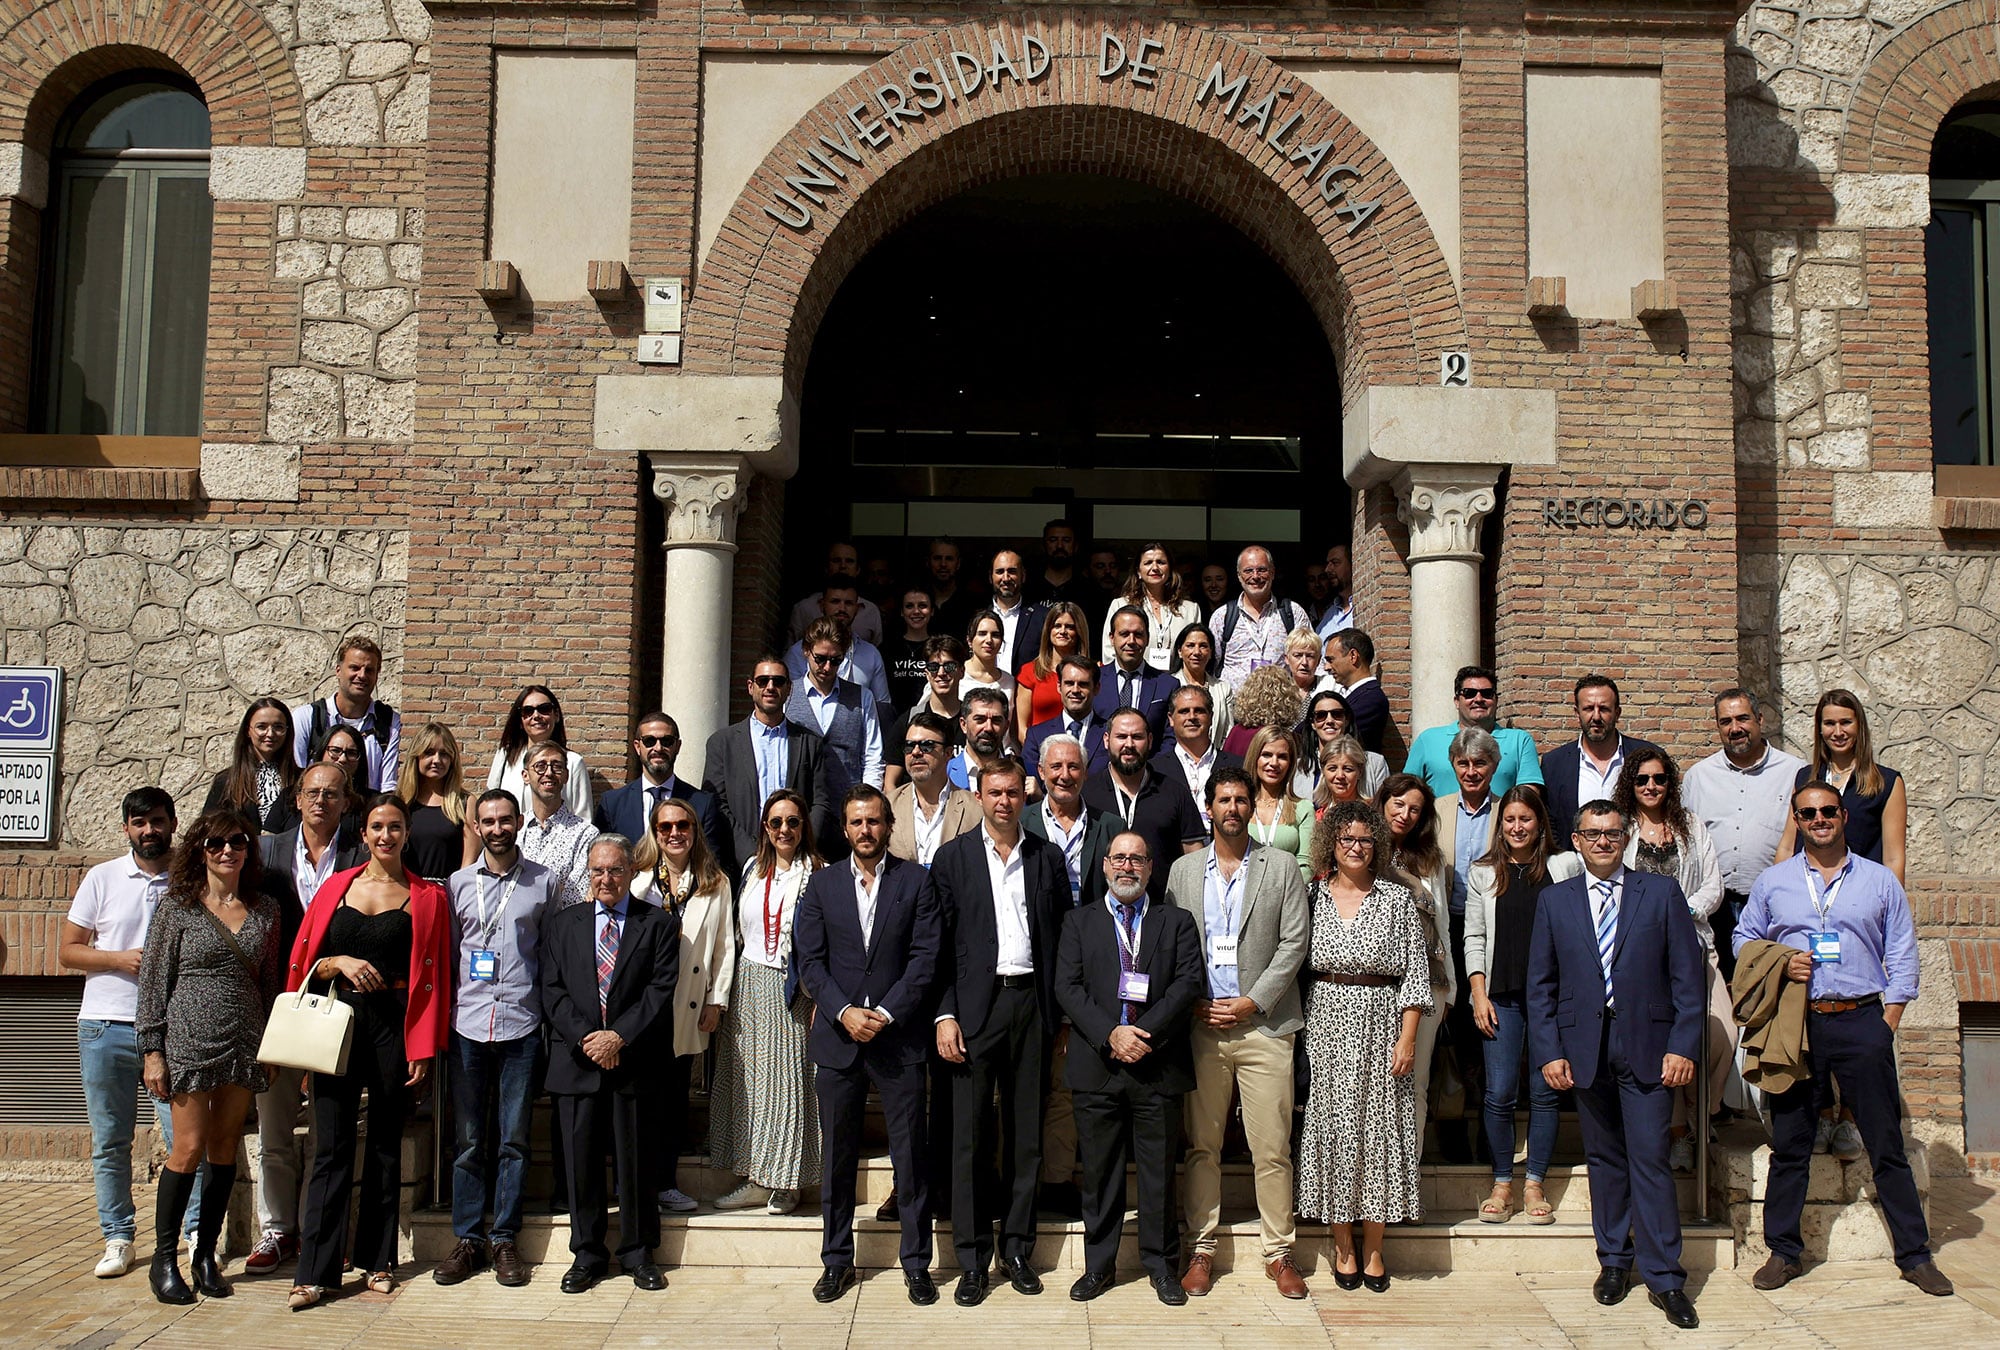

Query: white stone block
[1832,173,1931,229]
[308,84,382,146]
[268,367,342,441]
[595,374,800,476]
[298,0,390,43]
[345,206,400,240]
[209,146,309,202]
[1341,385,1560,487]
[0,141,49,208]
[1832,471,1931,527]
[341,374,415,441]
[200,444,303,502]
[1807,426,1869,468]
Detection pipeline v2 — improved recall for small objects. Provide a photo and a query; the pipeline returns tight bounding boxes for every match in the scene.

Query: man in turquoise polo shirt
[1403,665,1544,798]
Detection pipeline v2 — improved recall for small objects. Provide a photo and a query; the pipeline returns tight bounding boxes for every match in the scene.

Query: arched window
[1928,103,2000,469]
[39,77,212,436]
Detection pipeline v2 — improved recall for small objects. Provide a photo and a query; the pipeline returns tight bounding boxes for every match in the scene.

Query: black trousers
[556,1087,659,1272]
[947,985,1047,1273]
[656,1052,695,1195]
[1764,1004,1931,1269]
[818,1052,931,1272]
[298,996,409,1288]
[1074,1075,1179,1279]
[1714,890,1749,986]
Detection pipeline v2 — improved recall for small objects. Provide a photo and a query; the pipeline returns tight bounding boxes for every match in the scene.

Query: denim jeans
[1479,996,1559,1183]
[451,1032,541,1243]
[78,1020,201,1242]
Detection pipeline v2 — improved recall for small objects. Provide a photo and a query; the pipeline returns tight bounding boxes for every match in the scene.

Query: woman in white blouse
[485,685,591,819]
[1170,623,1233,739]
[1100,542,1202,671]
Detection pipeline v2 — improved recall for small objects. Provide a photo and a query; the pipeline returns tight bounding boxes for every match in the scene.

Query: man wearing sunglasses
[1541,675,1661,844]
[888,711,980,868]
[785,580,895,712]
[703,656,835,867]
[1732,783,1950,1298]
[787,619,886,803]
[595,712,727,870]
[882,636,968,792]
[1402,665,1544,800]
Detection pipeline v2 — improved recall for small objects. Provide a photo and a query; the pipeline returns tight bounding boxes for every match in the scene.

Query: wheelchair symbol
[0,689,35,728]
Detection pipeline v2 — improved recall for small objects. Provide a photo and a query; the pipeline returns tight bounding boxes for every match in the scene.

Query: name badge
[1210,934,1239,967]
[1809,931,1842,965]
[1118,972,1151,1004]
[470,949,499,982]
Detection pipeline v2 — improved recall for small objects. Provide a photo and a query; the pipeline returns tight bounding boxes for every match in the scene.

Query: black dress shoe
[875,1196,900,1222]
[630,1263,667,1291]
[906,1269,938,1305]
[997,1257,1043,1296]
[1649,1288,1699,1328]
[1362,1268,1390,1293]
[560,1263,603,1295]
[813,1265,856,1303]
[149,1253,196,1306]
[1068,1269,1115,1301]
[1151,1270,1189,1306]
[1332,1258,1363,1292]
[952,1270,987,1306]
[1593,1267,1632,1306]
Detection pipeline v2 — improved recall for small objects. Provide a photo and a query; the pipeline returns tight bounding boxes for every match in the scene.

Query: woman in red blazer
[283,792,452,1309]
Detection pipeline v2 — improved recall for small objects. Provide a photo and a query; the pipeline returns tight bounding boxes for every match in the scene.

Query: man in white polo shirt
[59,787,202,1278]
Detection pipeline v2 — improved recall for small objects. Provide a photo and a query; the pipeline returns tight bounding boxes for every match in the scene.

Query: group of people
[57,531,1951,1322]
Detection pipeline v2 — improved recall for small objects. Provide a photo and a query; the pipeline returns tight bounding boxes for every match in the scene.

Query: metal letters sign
[0,666,61,843]
[1543,499,1709,531]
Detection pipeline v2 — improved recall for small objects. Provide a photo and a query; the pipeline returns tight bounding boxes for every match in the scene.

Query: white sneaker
[1668,1135,1695,1173]
[766,1189,799,1215]
[1829,1119,1866,1162]
[1812,1116,1834,1154]
[713,1182,769,1211]
[95,1239,134,1278]
[658,1187,698,1213]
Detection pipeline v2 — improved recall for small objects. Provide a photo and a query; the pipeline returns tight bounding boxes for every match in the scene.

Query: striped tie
[1593,879,1618,1005]
[1116,903,1142,1025]
[596,910,620,1020]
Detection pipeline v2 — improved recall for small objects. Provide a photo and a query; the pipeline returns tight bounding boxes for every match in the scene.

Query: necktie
[1067,719,1082,739]
[1593,879,1618,1005]
[1116,902,1141,1025]
[649,785,666,818]
[1121,671,1137,708]
[596,909,621,1020]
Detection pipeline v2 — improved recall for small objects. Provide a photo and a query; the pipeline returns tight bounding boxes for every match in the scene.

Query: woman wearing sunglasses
[1615,751,1731,1174]
[285,793,453,1309]
[136,810,286,1303]
[486,684,593,821]
[631,795,736,1213]
[709,790,825,1215]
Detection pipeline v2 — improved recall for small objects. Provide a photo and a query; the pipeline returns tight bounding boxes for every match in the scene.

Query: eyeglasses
[751,674,790,688]
[528,762,567,777]
[520,702,556,718]
[1107,853,1150,868]
[1794,804,1843,821]
[1458,687,1496,702]
[299,788,344,803]
[766,816,803,831]
[1632,772,1670,787]
[201,832,253,854]
[323,745,360,760]
[638,735,678,748]
[904,739,945,755]
[1336,835,1375,851]
[1576,828,1627,844]
[654,821,694,836]
[925,661,963,675]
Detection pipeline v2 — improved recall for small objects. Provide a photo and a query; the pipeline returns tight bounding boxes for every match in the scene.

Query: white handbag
[258,974,355,1076]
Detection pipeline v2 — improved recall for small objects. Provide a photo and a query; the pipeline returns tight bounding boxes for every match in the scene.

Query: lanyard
[1804,855,1851,927]
[1210,856,1244,937]
[474,864,519,946]
[1112,900,1145,957]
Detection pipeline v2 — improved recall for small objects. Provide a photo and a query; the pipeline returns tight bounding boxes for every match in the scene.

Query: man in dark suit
[1055,831,1205,1306]
[701,656,835,866]
[1082,710,1206,901]
[539,835,680,1294]
[1151,685,1241,836]
[1022,656,1109,780]
[1326,628,1390,755]
[594,711,726,866]
[1093,606,1177,741]
[1528,799,1705,1329]
[793,785,943,1307]
[931,757,1070,1304]
[1539,675,1661,843]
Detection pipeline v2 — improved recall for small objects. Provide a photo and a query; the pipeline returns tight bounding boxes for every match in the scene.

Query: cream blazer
[630,870,736,1057]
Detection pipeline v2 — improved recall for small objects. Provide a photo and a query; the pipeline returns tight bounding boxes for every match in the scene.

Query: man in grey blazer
[1163,766,1311,1299]
[700,655,836,868]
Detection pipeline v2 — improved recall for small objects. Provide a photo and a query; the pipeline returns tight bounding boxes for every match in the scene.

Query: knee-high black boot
[150,1168,198,1305]
[190,1163,236,1297]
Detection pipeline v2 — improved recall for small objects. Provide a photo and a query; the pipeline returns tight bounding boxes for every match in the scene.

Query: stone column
[1395,466,1500,734]
[649,454,752,783]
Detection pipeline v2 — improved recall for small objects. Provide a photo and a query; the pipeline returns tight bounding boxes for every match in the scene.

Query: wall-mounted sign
[0,666,61,844]
[1543,499,1708,530]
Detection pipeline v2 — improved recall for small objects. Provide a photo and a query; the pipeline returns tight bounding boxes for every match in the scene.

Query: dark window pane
[64,83,209,151]
[1928,206,1985,467]
[50,172,131,434]
[140,174,212,435]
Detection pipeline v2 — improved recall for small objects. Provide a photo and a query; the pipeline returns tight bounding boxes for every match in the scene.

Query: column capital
[649,453,751,549]
[1394,465,1500,563]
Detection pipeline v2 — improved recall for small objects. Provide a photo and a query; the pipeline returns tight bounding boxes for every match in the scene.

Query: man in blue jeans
[434,789,557,1287]
[59,787,201,1278]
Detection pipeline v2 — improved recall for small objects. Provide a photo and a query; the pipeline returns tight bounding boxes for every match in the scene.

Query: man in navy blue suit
[1093,606,1176,741]
[793,785,943,1308]
[1539,676,1661,844]
[1528,798,1704,1329]
[1022,657,1109,781]
[593,712,727,867]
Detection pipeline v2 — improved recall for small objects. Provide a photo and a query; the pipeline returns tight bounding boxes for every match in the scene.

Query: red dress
[1017,661,1065,726]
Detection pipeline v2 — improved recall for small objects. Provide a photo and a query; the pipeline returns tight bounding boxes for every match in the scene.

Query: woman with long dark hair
[1100,541,1201,671]
[1171,622,1233,739]
[1375,774,1456,1160]
[486,685,592,820]
[202,699,300,834]
[1015,601,1092,743]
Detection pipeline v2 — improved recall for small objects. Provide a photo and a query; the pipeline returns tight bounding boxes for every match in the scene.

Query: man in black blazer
[1055,831,1205,1307]
[1082,710,1206,901]
[793,785,943,1307]
[701,656,835,866]
[931,757,1071,1304]
[594,711,727,867]
[1326,628,1390,754]
[1151,685,1242,835]
[1021,657,1109,781]
[539,836,681,1294]
[1093,606,1177,741]
[1539,674,1661,843]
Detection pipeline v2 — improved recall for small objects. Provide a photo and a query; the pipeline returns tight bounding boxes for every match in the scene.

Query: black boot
[150,1168,198,1305]
[190,1163,236,1298]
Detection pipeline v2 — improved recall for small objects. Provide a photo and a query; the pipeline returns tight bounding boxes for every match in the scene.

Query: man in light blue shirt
[785,581,896,712]
[1403,665,1543,799]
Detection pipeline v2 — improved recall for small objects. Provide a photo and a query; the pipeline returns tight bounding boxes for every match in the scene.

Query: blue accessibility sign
[0,669,61,751]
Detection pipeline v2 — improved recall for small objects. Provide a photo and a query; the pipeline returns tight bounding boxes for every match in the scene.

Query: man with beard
[787,539,885,647]
[946,687,1013,791]
[1082,709,1205,902]
[290,634,400,790]
[1083,547,1123,637]
[986,550,1037,675]
[786,581,895,713]
[1683,688,1805,986]
[594,711,726,868]
[927,538,974,644]
[1540,675,1659,844]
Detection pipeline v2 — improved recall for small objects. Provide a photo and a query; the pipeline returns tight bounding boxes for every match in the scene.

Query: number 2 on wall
[1440,350,1471,387]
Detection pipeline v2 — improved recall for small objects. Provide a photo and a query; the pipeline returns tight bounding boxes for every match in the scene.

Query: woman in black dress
[136,808,285,1303]
[395,720,477,881]
[201,698,300,834]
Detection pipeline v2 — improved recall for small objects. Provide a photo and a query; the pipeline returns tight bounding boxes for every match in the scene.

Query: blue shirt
[1201,847,1246,1000]
[1404,723,1544,798]
[1451,796,1494,915]
[447,856,557,1043]
[1734,852,1919,1005]
[753,718,789,806]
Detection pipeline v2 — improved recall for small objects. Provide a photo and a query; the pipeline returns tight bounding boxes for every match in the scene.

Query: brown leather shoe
[1266,1254,1309,1299]
[492,1241,527,1287]
[1179,1253,1213,1296]
[431,1237,486,1286]
[1901,1262,1954,1297]
[1752,1254,1802,1291]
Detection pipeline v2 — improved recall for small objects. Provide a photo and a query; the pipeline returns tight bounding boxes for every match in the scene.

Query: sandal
[1522,1182,1555,1226]
[1478,1182,1513,1224]
[365,1270,396,1295]
[287,1285,324,1311]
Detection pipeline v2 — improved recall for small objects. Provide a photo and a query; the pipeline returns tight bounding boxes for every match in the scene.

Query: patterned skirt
[708,958,821,1191]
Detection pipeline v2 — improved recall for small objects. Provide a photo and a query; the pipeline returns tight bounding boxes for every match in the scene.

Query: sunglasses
[765,816,803,831]
[638,734,679,748]
[654,820,694,836]
[1632,772,1670,786]
[808,652,840,667]
[751,674,790,688]
[1795,804,1843,820]
[520,702,556,718]
[904,739,945,755]
[924,661,963,675]
[201,832,253,854]
[1309,710,1346,723]
[1458,688,1496,702]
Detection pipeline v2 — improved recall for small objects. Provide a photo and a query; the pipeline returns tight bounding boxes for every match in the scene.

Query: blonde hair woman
[1244,725,1314,879]
[395,721,477,881]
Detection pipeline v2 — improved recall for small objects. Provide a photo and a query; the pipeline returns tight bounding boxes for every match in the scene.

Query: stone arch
[689,19,1465,400]
[1841,0,2000,172]
[0,0,305,151]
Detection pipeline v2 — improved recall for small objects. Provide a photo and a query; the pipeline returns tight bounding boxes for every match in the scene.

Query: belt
[1314,972,1394,987]
[1810,994,1881,1014]
[997,973,1035,989]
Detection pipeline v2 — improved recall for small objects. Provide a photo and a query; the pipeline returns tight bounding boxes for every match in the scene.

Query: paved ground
[2,1177,1997,1348]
